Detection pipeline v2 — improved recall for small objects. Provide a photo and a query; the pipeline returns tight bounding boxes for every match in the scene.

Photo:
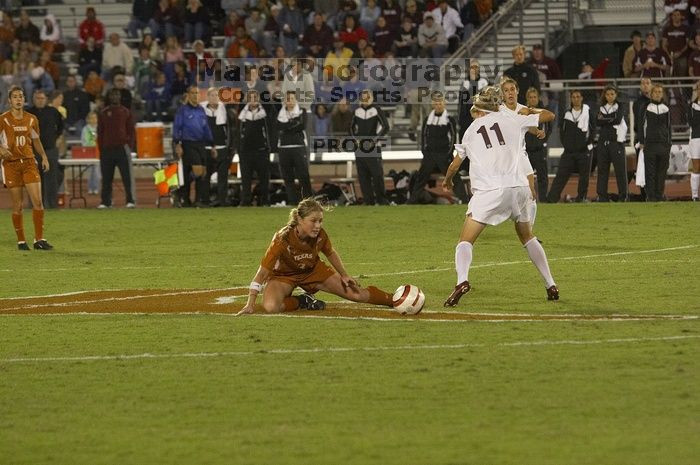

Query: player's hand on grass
[236,304,254,316]
[340,275,359,291]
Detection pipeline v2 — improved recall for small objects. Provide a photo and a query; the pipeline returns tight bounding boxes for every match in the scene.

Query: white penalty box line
[2,335,698,364]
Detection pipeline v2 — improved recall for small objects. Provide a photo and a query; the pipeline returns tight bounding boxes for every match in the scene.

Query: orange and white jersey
[0,110,40,161]
[261,228,334,276]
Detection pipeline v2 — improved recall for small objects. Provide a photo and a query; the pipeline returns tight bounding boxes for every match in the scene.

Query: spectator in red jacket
[339,15,368,52]
[79,7,105,48]
[226,26,259,58]
[187,40,213,72]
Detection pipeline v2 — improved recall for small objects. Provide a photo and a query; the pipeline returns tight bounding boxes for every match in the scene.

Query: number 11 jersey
[455,112,540,192]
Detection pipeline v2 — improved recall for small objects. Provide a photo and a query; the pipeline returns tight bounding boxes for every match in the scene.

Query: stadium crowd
[0,0,698,209]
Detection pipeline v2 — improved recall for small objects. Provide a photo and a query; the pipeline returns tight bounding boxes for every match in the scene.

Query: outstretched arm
[325,249,359,291]
[237,266,271,315]
[442,152,464,192]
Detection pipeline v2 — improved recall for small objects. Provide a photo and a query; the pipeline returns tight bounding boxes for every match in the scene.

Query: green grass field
[1,204,699,464]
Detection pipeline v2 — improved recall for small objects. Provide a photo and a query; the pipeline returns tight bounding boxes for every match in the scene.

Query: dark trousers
[596,141,628,201]
[240,149,271,206]
[644,142,671,201]
[527,147,549,201]
[547,150,591,203]
[179,141,208,205]
[206,147,233,205]
[356,154,387,205]
[38,147,59,209]
[411,150,469,202]
[100,146,134,206]
[278,146,313,205]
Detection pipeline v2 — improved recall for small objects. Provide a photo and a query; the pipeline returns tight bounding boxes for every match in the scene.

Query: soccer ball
[392,285,425,315]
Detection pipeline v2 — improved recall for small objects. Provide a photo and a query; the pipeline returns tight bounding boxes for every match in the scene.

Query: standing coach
[27,89,63,209]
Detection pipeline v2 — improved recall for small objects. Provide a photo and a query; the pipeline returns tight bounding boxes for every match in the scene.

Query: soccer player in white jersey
[442,86,558,306]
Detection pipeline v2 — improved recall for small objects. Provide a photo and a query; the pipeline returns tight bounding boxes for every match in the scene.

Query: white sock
[455,241,473,284]
[691,173,700,198]
[524,237,555,288]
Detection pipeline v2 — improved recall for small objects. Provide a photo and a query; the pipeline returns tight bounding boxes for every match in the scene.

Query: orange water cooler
[136,122,164,158]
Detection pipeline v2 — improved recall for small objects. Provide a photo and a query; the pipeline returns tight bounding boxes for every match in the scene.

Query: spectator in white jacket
[40,14,63,55]
[102,33,134,78]
[431,0,463,52]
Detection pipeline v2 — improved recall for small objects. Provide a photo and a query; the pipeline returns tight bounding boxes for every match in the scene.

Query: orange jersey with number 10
[0,111,40,161]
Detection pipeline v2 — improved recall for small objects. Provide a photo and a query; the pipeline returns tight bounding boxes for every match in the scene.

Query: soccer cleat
[97,204,110,209]
[126,202,136,208]
[546,285,559,301]
[17,242,30,251]
[297,293,326,310]
[33,239,54,250]
[444,280,471,307]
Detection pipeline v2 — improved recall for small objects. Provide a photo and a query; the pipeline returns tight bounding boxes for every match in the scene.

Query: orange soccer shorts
[269,261,336,293]
[2,158,41,188]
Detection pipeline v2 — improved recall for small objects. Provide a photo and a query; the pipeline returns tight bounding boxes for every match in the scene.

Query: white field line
[2,244,698,306]
[1,312,697,323]
[2,335,698,364]
[362,244,700,277]
[0,287,247,313]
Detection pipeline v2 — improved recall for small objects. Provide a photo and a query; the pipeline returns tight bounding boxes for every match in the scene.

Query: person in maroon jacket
[96,89,135,208]
[662,10,690,76]
[302,12,334,58]
[634,32,671,78]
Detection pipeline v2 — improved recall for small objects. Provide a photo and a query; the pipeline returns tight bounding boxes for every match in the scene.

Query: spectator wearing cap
[623,30,643,78]
[302,13,334,58]
[662,10,690,76]
[102,33,134,79]
[23,66,55,102]
[184,0,209,46]
[503,45,540,104]
[149,0,183,43]
[431,0,464,53]
[127,0,155,39]
[634,32,671,78]
[418,11,448,58]
[15,10,40,45]
[187,40,213,72]
[529,44,561,81]
[79,7,105,48]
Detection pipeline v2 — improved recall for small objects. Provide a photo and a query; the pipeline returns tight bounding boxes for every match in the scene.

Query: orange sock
[283,296,300,312]
[367,286,393,307]
[32,209,44,241]
[12,212,25,242]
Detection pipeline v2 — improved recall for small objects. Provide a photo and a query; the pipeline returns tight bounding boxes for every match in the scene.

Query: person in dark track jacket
[410,91,469,203]
[350,89,390,205]
[595,85,628,202]
[276,91,312,205]
[547,90,595,203]
[639,83,671,202]
[524,87,551,202]
[239,90,272,206]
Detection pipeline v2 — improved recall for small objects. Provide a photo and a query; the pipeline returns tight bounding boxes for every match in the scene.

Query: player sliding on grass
[236,198,395,315]
[442,86,558,307]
